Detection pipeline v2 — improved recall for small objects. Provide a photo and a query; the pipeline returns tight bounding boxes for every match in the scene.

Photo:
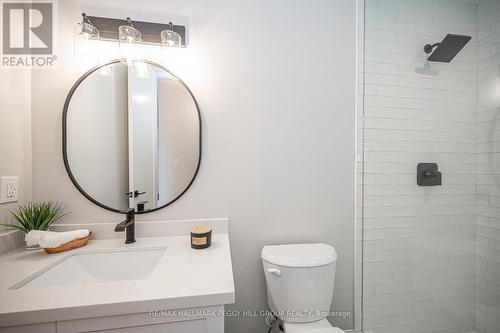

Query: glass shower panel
[476,1,500,333]
[358,0,488,332]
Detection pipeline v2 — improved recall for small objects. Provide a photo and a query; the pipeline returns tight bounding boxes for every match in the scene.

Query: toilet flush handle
[267,268,281,276]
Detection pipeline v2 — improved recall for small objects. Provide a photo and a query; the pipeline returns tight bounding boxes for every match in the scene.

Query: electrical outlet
[0,176,18,204]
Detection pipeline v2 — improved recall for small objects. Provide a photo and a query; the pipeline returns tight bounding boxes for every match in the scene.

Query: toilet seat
[283,319,345,333]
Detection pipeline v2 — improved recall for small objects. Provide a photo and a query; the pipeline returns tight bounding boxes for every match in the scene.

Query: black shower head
[424,34,472,63]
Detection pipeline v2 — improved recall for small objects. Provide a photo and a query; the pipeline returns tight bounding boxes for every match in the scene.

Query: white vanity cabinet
[0,224,234,333]
[57,305,225,333]
[0,322,56,333]
[1,306,224,333]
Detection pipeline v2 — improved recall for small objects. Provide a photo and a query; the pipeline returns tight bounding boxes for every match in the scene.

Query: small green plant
[0,201,69,233]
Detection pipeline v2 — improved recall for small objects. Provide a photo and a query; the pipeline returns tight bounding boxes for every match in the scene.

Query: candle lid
[191,225,212,234]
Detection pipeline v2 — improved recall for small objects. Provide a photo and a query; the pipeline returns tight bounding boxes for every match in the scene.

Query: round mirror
[63,60,201,213]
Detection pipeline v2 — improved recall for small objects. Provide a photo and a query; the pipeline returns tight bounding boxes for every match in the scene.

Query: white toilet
[261,243,345,333]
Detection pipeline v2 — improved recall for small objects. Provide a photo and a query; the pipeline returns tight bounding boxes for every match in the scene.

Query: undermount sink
[10,247,167,289]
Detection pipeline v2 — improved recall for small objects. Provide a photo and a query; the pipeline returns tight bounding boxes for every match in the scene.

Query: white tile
[356,0,493,332]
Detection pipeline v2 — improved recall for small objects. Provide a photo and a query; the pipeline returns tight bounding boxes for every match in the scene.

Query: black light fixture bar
[85,15,187,46]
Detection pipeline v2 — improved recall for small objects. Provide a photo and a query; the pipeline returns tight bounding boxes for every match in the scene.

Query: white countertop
[0,234,235,327]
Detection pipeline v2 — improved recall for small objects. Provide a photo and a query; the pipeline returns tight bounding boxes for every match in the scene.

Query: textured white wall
[30,0,357,332]
[476,1,500,332]
[0,69,31,254]
[359,0,478,332]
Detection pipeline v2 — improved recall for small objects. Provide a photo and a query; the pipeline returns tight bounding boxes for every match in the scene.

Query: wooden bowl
[44,232,92,254]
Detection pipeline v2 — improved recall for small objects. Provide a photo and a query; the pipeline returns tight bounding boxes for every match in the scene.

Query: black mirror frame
[62,59,202,214]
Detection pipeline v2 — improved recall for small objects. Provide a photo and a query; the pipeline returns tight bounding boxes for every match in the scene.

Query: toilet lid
[261,243,338,267]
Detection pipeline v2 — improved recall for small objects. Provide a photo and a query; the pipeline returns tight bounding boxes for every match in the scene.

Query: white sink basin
[11,247,167,289]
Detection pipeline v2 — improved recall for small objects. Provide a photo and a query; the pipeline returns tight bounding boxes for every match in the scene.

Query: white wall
[0,69,31,254]
[359,0,477,332]
[476,1,500,332]
[30,0,356,332]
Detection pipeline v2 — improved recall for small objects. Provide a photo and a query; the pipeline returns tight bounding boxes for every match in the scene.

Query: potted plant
[0,201,69,250]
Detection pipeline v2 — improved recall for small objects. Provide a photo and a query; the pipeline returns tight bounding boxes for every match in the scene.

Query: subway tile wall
[475,1,500,332]
[358,0,478,332]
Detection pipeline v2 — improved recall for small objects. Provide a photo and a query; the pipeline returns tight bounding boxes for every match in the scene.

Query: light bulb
[75,21,99,55]
[118,23,142,65]
[160,23,182,49]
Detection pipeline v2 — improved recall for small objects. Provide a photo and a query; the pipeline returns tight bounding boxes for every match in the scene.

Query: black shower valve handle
[423,169,438,178]
[417,163,442,186]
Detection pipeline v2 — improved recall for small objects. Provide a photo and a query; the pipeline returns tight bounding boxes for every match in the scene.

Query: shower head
[424,34,472,63]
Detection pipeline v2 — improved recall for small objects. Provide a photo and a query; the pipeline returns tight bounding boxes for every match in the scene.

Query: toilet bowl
[261,243,345,333]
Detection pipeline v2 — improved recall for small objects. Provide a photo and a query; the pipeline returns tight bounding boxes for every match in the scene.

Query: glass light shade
[118,25,142,65]
[79,22,99,39]
[160,29,182,48]
[118,25,141,43]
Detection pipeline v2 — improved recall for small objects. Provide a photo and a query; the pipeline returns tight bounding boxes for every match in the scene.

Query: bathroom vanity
[0,57,234,332]
[0,219,234,333]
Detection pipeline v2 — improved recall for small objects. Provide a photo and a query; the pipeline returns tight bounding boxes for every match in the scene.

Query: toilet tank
[261,243,337,323]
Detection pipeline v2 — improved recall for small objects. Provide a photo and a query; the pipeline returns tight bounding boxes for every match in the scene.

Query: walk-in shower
[357,0,500,332]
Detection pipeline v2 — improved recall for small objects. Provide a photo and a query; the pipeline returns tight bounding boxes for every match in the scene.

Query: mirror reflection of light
[132,94,150,103]
[99,64,114,76]
[132,61,150,78]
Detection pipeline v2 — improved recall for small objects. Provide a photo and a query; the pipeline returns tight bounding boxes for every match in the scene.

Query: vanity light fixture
[161,22,182,48]
[74,14,187,61]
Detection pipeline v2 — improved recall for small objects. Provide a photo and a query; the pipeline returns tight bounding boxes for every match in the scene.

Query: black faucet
[115,208,136,244]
